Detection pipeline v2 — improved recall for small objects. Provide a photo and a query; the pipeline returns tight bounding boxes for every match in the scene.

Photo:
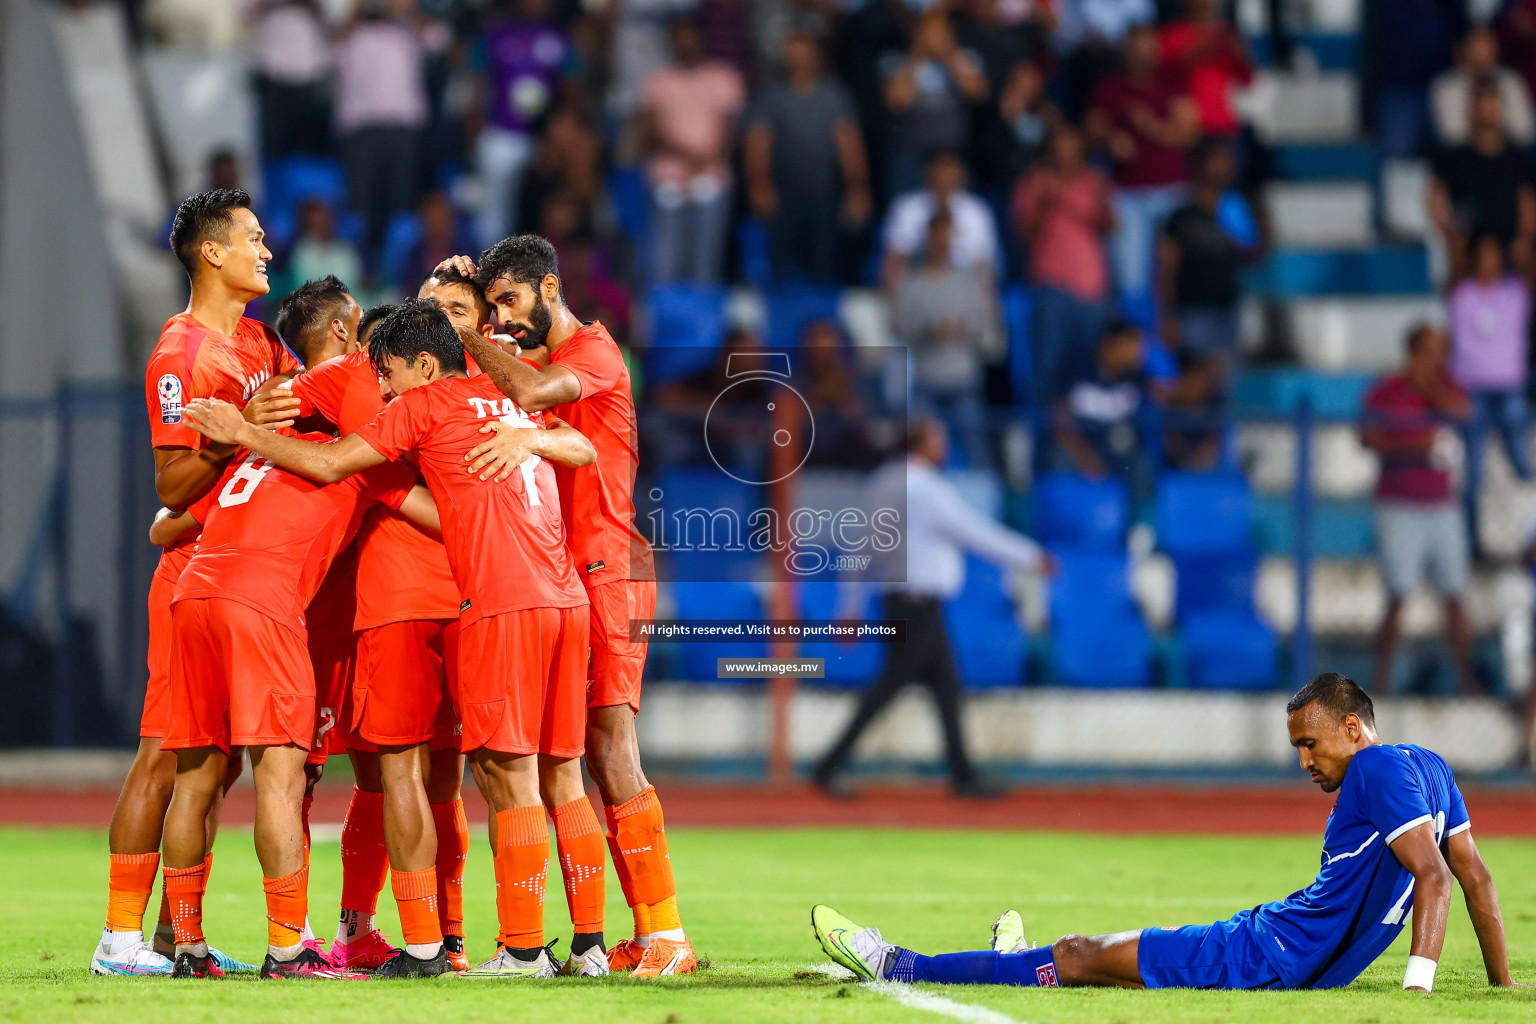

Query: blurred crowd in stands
[104,0,1288,486]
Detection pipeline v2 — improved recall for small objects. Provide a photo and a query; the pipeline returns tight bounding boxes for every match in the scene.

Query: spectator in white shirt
[883,150,1001,286]
[813,419,1051,797]
[1432,25,1536,147]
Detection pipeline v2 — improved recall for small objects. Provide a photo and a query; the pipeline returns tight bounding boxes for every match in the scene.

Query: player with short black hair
[92,189,297,978]
[167,188,256,278]
[180,298,610,979]
[420,266,494,331]
[814,674,1520,994]
[275,276,360,368]
[438,238,687,976]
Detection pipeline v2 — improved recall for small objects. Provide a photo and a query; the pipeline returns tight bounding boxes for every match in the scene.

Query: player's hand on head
[243,387,300,431]
[466,421,539,482]
[182,398,245,444]
[435,255,478,279]
[454,324,484,351]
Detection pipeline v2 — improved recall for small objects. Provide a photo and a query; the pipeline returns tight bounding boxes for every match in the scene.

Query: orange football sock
[105,853,159,933]
[263,865,308,949]
[492,807,547,949]
[156,887,172,930]
[611,787,679,927]
[391,868,443,946]
[552,798,605,934]
[162,862,206,946]
[430,799,469,936]
[648,895,682,935]
[339,787,388,914]
[604,804,650,939]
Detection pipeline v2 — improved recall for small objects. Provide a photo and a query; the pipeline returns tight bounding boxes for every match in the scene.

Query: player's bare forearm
[1447,830,1516,984]
[537,424,595,468]
[153,444,237,511]
[148,508,198,548]
[1393,823,1453,972]
[183,397,384,483]
[396,484,441,538]
[457,326,579,411]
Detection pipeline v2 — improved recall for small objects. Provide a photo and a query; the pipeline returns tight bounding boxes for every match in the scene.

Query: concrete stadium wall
[637,685,1525,773]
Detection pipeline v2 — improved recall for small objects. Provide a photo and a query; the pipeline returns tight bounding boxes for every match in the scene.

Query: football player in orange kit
[92,189,296,977]
[439,237,691,976]
[257,274,498,972]
[154,433,439,979]
[183,300,609,979]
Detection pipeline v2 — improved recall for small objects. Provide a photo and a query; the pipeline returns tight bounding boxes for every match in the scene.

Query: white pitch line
[816,963,1030,1024]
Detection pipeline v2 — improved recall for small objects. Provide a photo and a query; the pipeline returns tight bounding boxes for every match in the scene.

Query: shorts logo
[158,374,184,423]
[1036,963,1059,987]
[586,560,605,574]
[315,706,336,745]
[460,599,471,612]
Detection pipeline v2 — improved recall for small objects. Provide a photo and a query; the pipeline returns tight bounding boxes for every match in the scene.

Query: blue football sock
[887,945,1060,986]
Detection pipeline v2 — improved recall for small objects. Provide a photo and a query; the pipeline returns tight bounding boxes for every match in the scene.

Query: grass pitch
[2,824,1534,1023]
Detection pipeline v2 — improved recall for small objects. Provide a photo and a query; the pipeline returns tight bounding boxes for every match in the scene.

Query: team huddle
[85,187,1523,996]
[90,188,676,980]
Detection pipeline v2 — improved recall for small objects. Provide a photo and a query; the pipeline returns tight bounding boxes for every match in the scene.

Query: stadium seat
[643,285,729,384]
[1002,285,1033,404]
[1154,473,1252,557]
[1032,473,1129,551]
[264,156,346,212]
[1048,549,1150,687]
[668,581,766,681]
[1171,551,1258,620]
[765,284,841,350]
[608,165,650,247]
[1181,610,1279,690]
[738,217,771,289]
[797,581,882,688]
[379,212,423,288]
[650,467,760,580]
[945,556,1027,688]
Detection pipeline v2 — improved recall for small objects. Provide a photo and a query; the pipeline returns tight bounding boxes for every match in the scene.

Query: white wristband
[1403,955,1437,992]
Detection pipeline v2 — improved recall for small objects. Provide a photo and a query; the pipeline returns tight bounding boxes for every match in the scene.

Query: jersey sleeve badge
[158,374,184,423]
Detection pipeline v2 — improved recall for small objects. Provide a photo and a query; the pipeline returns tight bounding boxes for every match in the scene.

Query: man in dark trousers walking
[812,419,1052,797]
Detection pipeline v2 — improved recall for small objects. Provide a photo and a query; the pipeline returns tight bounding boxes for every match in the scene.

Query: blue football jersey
[1249,743,1469,989]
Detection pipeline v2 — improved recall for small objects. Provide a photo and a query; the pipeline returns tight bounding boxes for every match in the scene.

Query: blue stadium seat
[643,285,729,384]
[1171,551,1258,620]
[1032,473,1129,551]
[1230,369,1375,420]
[379,212,423,287]
[608,165,650,247]
[1245,248,1430,297]
[765,284,841,350]
[945,556,1027,688]
[264,156,346,212]
[1154,472,1252,557]
[1250,496,1376,557]
[669,581,766,681]
[1048,549,1150,687]
[738,217,771,289]
[797,582,882,687]
[1181,610,1279,690]
[1002,285,1033,403]
[650,467,759,580]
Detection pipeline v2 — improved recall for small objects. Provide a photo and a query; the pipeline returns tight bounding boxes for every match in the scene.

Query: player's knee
[1051,934,1092,971]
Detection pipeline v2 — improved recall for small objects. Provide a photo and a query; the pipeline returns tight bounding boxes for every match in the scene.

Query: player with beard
[184,300,608,979]
[436,237,689,977]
